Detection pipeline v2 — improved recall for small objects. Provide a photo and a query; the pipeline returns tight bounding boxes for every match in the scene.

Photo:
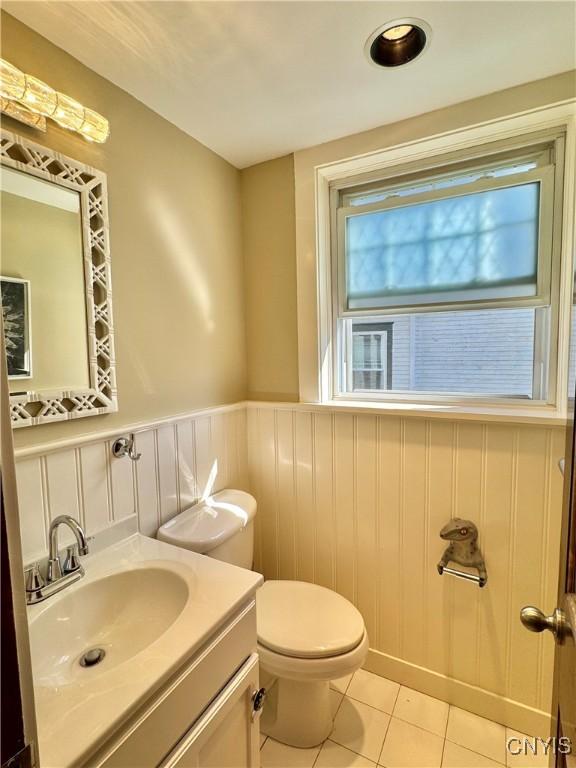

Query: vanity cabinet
[90,601,261,768]
[161,654,260,768]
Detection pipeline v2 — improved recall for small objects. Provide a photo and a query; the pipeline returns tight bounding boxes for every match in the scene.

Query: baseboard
[364,648,551,739]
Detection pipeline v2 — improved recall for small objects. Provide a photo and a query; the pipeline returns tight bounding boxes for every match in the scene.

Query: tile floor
[259,670,548,768]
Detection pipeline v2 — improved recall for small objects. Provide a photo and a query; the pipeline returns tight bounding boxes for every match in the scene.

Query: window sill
[246,399,567,426]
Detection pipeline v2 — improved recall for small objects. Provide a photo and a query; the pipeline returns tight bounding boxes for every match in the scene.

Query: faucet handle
[25,563,45,593]
[63,545,81,574]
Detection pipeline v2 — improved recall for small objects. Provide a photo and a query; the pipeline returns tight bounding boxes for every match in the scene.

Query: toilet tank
[157,489,257,570]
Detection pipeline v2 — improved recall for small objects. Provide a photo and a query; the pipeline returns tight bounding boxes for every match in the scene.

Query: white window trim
[307,100,576,420]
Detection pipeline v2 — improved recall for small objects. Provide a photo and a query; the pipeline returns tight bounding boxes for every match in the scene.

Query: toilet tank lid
[157,489,256,554]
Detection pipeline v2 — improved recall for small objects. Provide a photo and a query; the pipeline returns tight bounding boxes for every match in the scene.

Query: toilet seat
[257,630,369,682]
[257,580,365,659]
[257,580,366,665]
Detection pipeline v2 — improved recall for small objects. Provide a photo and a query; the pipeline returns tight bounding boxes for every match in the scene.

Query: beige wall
[2,192,90,393]
[241,155,299,401]
[2,12,247,449]
[240,74,576,735]
[236,71,576,402]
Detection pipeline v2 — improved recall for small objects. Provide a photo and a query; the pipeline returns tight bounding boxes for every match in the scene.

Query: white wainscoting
[246,403,565,737]
[14,400,565,737]
[15,404,248,564]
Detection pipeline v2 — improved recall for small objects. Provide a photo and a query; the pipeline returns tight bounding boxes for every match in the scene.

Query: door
[520,303,576,762]
[160,654,262,768]
[553,411,576,765]
[0,320,37,768]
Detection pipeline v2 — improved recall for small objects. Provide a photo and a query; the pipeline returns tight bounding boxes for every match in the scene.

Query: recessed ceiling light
[365,18,431,68]
[381,24,414,42]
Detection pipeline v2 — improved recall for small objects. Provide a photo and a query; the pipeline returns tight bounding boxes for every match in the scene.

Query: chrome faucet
[25,516,90,605]
[47,515,90,582]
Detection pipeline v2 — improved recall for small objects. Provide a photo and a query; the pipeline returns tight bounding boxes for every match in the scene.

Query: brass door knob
[520,606,569,642]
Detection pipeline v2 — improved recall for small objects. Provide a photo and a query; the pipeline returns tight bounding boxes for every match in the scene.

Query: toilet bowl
[256,579,368,746]
[157,489,368,747]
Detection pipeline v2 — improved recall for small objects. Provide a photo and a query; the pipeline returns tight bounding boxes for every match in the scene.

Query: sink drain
[79,648,106,668]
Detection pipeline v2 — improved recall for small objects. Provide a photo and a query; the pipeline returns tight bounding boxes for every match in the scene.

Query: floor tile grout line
[376,680,404,765]
[377,707,394,766]
[310,738,323,768]
[328,734,381,766]
[341,691,398,717]
[262,685,510,768]
[343,691,448,741]
[440,734,447,767]
[443,730,507,765]
[443,737,508,767]
[262,729,505,768]
[443,703,452,740]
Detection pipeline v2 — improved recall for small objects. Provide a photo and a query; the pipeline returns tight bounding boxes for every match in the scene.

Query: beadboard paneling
[16,405,249,564]
[247,404,565,734]
[14,400,565,735]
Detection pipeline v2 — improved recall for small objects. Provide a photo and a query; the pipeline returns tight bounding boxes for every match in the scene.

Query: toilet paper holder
[437,518,487,588]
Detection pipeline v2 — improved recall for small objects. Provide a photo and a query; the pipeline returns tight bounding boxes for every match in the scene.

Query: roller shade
[344,182,540,310]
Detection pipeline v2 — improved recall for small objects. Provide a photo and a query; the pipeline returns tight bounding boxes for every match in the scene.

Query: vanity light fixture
[365,18,431,68]
[0,58,109,143]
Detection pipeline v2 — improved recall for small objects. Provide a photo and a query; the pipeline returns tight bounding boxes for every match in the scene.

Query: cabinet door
[161,654,261,768]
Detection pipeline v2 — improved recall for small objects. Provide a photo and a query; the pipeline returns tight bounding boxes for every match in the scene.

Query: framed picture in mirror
[1,276,32,379]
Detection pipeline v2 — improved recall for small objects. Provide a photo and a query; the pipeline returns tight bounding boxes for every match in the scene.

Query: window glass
[347,308,539,398]
[346,183,540,308]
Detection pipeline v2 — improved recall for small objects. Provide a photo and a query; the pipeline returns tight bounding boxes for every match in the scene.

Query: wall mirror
[0,129,117,427]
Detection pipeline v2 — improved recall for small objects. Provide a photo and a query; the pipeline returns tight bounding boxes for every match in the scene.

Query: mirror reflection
[1,167,90,393]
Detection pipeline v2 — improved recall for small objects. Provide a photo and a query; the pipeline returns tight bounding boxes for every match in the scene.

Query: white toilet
[158,489,369,748]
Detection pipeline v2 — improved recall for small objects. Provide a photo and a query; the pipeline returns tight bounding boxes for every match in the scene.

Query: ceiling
[5,1,576,168]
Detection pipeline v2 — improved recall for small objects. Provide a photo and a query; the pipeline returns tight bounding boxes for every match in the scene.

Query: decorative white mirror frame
[1,129,118,427]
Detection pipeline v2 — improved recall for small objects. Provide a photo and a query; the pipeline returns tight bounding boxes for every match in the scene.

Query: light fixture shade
[79,108,110,143]
[53,92,85,131]
[0,59,25,100]
[22,74,58,116]
[0,57,109,143]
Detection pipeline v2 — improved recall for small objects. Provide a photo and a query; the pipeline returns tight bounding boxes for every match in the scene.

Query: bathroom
[0,3,575,767]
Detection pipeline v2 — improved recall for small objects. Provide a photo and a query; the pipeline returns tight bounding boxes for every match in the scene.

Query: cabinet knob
[252,688,267,718]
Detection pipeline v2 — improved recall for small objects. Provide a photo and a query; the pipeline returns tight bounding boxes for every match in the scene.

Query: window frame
[309,108,576,417]
[332,142,563,406]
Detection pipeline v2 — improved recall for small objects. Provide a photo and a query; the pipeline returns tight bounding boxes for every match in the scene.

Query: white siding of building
[354,309,537,397]
[390,315,411,390]
[410,309,535,396]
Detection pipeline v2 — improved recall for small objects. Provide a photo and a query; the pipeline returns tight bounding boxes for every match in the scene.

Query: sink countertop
[28,533,263,768]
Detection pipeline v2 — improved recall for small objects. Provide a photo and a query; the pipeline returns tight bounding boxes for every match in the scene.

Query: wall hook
[112,434,141,461]
[437,518,487,587]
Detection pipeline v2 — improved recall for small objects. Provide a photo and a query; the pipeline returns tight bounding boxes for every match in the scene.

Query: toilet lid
[256,581,365,659]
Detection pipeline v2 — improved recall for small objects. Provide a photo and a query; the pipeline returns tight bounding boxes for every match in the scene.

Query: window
[332,137,565,404]
[350,322,393,391]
